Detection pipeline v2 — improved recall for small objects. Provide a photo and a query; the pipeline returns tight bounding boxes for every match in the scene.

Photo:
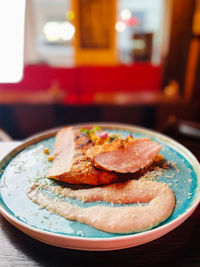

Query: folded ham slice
[47,127,117,185]
[86,138,161,173]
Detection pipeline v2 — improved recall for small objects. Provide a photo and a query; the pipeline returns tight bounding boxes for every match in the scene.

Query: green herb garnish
[109,134,119,143]
[80,128,90,135]
[80,126,101,135]
[92,126,101,132]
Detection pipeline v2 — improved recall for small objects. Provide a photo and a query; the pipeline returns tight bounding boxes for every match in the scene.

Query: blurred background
[0,0,200,141]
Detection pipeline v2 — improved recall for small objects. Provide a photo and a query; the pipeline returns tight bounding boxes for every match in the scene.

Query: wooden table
[0,139,199,267]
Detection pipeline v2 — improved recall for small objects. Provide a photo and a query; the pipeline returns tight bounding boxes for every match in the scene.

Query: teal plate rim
[0,122,200,250]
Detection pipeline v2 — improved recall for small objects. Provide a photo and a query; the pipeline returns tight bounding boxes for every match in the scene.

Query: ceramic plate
[0,123,200,251]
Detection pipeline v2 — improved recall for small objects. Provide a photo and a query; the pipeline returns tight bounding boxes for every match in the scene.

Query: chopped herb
[109,134,119,143]
[93,126,101,132]
[90,126,101,133]
[80,126,122,145]
[109,137,115,143]
[80,126,101,135]
[80,128,90,135]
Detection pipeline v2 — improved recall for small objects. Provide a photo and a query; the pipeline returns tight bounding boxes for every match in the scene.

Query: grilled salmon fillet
[86,138,161,173]
[47,127,117,185]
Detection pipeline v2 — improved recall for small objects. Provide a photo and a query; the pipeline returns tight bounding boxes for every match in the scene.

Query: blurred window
[28,0,75,67]
[117,0,165,64]
[0,0,26,83]
[26,0,164,67]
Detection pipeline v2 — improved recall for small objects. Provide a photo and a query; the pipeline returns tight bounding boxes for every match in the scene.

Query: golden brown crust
[47,127,117,185]
[51,149,116,185]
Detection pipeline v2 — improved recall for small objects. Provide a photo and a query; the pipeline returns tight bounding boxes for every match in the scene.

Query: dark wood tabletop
[0,133,200,267]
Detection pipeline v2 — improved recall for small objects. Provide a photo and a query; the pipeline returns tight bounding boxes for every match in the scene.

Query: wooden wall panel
[163,0,196,93]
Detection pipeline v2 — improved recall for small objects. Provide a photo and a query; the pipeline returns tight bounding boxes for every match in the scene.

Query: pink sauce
[27,180,175,234]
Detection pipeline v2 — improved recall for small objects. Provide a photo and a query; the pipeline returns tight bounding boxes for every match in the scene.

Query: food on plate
[27,179,175,234]
[47,127,117,185]
[47,126,162,185]
[86,138,161,173]
[27,125,176,234]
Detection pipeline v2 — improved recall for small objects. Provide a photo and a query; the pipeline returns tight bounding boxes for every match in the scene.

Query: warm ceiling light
[115,21,126,32]
[121,9,132,20]
[43,22,61,42]
[60,22,75,41]
[65,10,75,21]
[43,21,75,42]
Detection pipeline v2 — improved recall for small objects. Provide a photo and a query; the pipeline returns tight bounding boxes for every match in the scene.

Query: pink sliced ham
[86,138,161,173]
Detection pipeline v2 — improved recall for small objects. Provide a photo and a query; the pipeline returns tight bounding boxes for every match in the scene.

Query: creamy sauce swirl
[27,180,175,234]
